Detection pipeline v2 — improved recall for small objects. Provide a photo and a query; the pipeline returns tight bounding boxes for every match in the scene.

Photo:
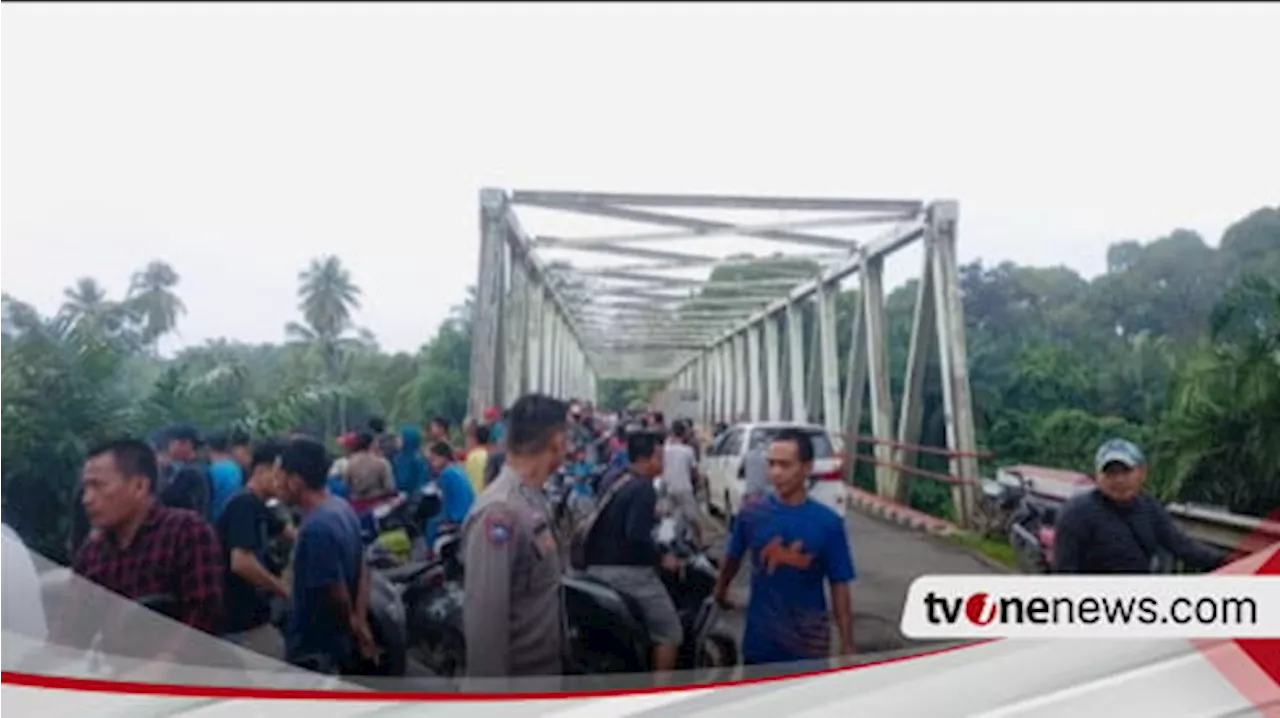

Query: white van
[703,422,847,520]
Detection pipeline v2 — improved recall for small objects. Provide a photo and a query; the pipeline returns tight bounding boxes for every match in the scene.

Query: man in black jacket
[1053,439,1227,574]
[158,424,212,520]
[583,429,683,678]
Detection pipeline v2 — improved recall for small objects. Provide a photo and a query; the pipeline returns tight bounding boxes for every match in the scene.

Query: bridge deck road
[701,501,1002,656]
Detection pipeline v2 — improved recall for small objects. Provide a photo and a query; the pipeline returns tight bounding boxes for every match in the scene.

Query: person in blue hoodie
[392,425,430,495]
[423,441,476,550]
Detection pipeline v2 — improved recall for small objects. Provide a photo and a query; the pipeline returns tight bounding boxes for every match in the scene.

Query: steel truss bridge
[469,189,980,522]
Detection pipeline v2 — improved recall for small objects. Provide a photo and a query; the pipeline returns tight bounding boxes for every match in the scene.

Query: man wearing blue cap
[1052,438,1226,574]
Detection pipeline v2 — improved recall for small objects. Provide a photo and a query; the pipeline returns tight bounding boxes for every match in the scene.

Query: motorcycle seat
[567,572,650,628]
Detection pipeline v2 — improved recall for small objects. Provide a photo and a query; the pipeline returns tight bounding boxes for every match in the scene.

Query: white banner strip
[900,576,1280,639]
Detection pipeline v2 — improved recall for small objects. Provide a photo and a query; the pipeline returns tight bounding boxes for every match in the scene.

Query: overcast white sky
[3,3,1277,355]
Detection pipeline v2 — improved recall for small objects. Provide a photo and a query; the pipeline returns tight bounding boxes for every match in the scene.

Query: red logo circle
[965,592,997,626]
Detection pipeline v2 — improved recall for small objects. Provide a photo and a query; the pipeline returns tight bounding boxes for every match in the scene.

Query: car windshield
[748,427,835,457]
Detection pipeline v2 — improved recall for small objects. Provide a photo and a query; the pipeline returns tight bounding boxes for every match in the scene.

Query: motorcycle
[357,494,410,562]
[361,481,460,570]
[1001,475,1060,574]
[353,565,411,676]
[377,522,467,678]
[562,509,739,676]
[403,476,739,680]
[332,482,467,678]
[358,483,467,678]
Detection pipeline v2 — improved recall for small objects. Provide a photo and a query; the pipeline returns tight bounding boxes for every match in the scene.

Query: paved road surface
[703,502,1000,657]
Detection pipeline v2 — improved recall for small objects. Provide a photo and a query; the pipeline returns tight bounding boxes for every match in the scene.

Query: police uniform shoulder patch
[484,510,514,546]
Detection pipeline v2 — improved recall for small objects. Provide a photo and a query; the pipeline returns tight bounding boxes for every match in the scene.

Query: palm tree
[58,277,134,338]
[126,261,186,347]
[286,256,370,434]
[60,278,110,322]
[297,256,362,339]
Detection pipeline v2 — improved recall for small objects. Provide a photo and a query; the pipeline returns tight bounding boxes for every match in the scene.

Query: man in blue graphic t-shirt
[713,428,856,666]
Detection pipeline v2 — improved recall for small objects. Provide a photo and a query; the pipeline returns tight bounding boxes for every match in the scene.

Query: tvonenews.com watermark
[899,576,1280,639]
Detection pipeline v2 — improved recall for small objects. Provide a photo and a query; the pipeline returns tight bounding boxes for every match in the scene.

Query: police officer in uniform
[462,394,570,680]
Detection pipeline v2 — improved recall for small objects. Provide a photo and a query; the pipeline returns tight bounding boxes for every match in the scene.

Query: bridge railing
[836,432,985,492]
[835,432,1279,557]
[1165,503,1280,554]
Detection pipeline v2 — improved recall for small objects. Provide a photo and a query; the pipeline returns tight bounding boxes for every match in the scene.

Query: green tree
[59,277,134,339]
[392,291,473,427]
[1151,275,1280,515]
[2,295,138,562]
[126,261,186,348]
[286,256,371,435]
[598,379,664,412]
[1218,207,1280,284]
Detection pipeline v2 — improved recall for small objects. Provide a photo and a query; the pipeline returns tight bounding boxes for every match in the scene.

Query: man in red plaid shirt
[52,439,224,648]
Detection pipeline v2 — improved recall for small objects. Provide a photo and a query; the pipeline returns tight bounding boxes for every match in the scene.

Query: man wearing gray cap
[1053,439,1227,574]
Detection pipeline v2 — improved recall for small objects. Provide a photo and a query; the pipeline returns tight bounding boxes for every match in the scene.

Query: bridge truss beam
[470,189,980,525]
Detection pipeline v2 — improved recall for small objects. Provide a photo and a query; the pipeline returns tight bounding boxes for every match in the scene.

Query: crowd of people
[12,410,508,672]
[0,384,1233,689]
[4,394,869,685]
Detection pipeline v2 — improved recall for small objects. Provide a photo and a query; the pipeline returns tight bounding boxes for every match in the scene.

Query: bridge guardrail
[712,428,1280,555]
[1166,503,1280,554]
[841,438,1280,556]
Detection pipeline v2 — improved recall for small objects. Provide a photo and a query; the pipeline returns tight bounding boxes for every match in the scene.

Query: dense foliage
[673,207,1280,521]
[2,258,473,562]
[3,207,1277,560]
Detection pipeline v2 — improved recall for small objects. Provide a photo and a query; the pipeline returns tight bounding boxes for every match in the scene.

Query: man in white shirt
[661,421,703,545]
[3,523,49,642]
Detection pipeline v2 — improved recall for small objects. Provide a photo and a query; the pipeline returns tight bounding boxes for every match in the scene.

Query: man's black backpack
[568,471,635,572]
